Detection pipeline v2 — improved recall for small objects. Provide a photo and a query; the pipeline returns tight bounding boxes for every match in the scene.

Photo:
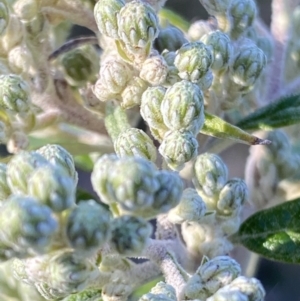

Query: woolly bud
[217,178,248,216]
[168,188,206,223]
[159,129,198,171]
[0,195,57,254]
[150,282,176,300]
[139,54,168,86]
[92,78,118,102]
[201,30,233,70]
[7,151,49,194]
[28,165,75,212]
[228,0,257,39]
[110,215,152,255]
[94,0,125,39]
[36,144,78,186]
[207,290,248,301]
[0,74,31,113]
[0,163,10,202]
[91,154,119,204]
[114,128,157,162]
[193,153,228,205]
[174,42,213,82]
[161,80,205,134]
[66,200,111,253]
[117,0,159,48]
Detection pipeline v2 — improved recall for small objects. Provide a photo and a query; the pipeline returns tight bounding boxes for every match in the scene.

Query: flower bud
[100,57,133,94]
[121,76,148,109]
[154,26,187,52]
[0,195,57,254]
[174,42,213,82]
[201,30,233,70]
[198,0,231,16]
[13,0,38,22]
[110,215,152,255]
[0,74,31,113]
[28,165,76,212]
[161,80,205,134]
[228,0,257,39]
[36,144,78,186]
[92,78,119,102]
[230,44,267,88]
[61,288,102,301]
[159,129,198,171]
[7,151,49,194]
[168,188,206,223]
[139,293,174,301]
[66,200,111,253]
[94,0,125,39]
[91,154,119,204]
[0,163,10,202]
[196,70,213,91]
[114,128,157,162]
[8,44,34,75]
[207,290,248,301]
[188,19,217,41]
[0,0,9,35]
[193,153,228,204]
[140,54,168,86]
[102,275,133,301]
[217,178,248,216]
[150,282,176,300]
[117,0,159,48]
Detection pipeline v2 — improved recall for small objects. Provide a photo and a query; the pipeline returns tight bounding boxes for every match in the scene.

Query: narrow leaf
[159,8,190,32]
[201,112,271,145]
[74,154,94,171]
[236,94,300,130]
[230,197,300,263]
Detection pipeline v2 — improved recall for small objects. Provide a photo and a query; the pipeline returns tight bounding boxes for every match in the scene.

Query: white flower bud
[150,282,176,300]
[92,78,119,102]
[207,289,248,301]
[188,19,217,41]
[8,44,34,75]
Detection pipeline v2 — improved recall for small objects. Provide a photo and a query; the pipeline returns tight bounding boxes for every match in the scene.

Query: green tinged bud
[0,163,10,201]
[117,0,159,48]
[229,0,257,39]
[0,74,31,113]
[193,153,228,203]
[110,215,152,255]
[0,0,9,35]
[230,44,267,88]
[66,200,111,252]
[201,30,233,71]
[92,78,118,102]
[207,290,248,301]
[114,128,157,162]
[161,80,205,134]
[188,20,216,41]
[28,165,75,212]
[198,0,231,16]
[197,70,213,90]
[13,0,38,22]
[94,0,125,39]
[154,26,187,53]
[168,188,206,223]
[159,129,198,171]
[139,293,174,301]
[7,151,49,194]
[0,195,57,254]
[61,288,102,301]
[174,42,213,82]
[150,282,176,300]
[217,178,248,216]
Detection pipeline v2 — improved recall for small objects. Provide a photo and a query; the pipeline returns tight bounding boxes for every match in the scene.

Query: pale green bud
[100,57,133,94]
[110,215,152,255]
[102,279,133,301]
[94,0,125,39]
[36,144,78,186]
[188,20,217,41]
[139,293,174,301]
[140,54,168,85]
[217,178,248,216]
[121,76,148,109]
[108,157,159,211]
[28,165,76,212]
[193,153,228,202]
[61,288,102,301]
[198,0,231,16]
[168,188,206,223]
[91,154,119,204]
[66,200,111,252]
[229,0,257,39]
[8,44,34,75]
[0,74,31,113]
[159,129,198,171]
[230,44,267,87]
[201,30,233,70]
[150,282,176,300]
[141,86,167,129]
[161,80,205,134]
[0,195,57,254]
[154,26,187,52]
[196,70,213,91]
[117,0,159,48]
[7,151,49,194]
[0,163,10,202]
[92,78,119,102]
[161,50,176,66]
[13,0,38,22]
[174,42,213,82]
[60,45,99,86]
[115,128,157,162]
[0,0,9,35]
[207,290,248,301]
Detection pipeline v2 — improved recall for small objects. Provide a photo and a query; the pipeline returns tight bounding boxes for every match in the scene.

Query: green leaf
[200,112,271,145]
[130,277,163,301]
[74,154,94,171]
[159,9,190,32]
[236,94,300,130]
[230,197,300,263]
